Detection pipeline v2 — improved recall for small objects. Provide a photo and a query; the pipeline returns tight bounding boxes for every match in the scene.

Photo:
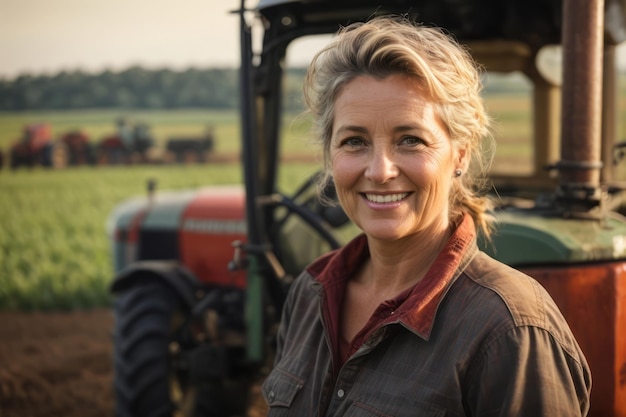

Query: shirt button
[337,389,345,398]
[268,390,276,403]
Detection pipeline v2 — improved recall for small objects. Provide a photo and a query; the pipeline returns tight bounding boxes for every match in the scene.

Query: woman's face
[330,74,464,242]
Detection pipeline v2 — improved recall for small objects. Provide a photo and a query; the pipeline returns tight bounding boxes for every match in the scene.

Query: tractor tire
[113,282,243,417]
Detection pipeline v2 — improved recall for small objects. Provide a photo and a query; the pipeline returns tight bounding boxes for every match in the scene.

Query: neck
[363,224,453,297]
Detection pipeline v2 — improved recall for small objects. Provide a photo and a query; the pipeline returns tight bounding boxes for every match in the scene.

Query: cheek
[407,160,450,202]
[330,154,362,205]
[331,153,357,187]
[425,168,454,210]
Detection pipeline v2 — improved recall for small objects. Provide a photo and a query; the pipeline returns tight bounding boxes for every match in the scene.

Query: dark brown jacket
[263,221,591,416]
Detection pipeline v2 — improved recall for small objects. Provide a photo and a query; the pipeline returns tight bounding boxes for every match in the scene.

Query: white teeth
[365,193,408,203]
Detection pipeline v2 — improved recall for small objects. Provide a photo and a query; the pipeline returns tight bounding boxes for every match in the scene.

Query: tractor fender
[110,260,199,310]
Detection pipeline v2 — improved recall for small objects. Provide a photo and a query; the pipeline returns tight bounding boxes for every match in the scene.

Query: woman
[263,17,591,416]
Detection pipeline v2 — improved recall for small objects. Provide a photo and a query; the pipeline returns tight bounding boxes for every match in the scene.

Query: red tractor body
[110,187,248,288]
[58,130,96,165]
[14,123,52,154]
[10,124,51,161]
[9,123,68,169]
[179,188,247,288]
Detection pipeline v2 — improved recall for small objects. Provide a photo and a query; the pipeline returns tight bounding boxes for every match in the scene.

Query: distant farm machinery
[165,126,215,164]
[96,118,155,165]
[1,120,216,170]
[7,123,69,170]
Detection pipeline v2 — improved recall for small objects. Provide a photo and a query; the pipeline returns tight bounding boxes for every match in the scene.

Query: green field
[1,87,625,311]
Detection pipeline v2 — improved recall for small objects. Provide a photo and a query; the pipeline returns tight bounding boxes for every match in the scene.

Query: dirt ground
[0,309,115,417]
[0,309,268,417]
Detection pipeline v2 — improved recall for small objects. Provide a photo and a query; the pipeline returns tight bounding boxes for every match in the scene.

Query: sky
[1,0,625,79]
[0,0,248,78]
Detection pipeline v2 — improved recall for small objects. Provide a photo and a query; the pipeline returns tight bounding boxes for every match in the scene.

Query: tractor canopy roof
[254,0,626,46]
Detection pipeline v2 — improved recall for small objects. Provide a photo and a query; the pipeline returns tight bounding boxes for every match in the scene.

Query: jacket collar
[308,214,478,340]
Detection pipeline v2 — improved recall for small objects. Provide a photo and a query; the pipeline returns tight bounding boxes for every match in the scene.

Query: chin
[361,226,411,242]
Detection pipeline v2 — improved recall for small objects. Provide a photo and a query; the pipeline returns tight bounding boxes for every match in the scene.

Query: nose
[364,147,399,184]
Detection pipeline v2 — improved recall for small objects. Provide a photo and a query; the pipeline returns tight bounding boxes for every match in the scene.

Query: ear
[454,143,470,173]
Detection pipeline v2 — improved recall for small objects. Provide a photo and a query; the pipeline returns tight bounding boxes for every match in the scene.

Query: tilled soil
[0,309,268,417]
[0,309,115,417]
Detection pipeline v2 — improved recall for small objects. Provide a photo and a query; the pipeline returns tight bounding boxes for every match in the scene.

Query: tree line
[0,66,308,111]
[0,65,543,111]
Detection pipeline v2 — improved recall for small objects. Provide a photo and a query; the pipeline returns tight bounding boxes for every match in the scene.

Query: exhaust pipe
[555,0,605,213]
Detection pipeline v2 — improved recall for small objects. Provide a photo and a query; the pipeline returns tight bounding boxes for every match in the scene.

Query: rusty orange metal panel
[522,262,626,417]
[179,187,247,288]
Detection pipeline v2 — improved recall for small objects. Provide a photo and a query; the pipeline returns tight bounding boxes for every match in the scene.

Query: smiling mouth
[364,192,409,203]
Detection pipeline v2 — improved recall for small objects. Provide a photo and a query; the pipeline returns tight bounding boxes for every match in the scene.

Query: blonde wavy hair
[303,16,495,237]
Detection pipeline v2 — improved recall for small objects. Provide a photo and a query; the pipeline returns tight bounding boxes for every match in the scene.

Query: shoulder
[285,242,343,299]
[459,251,583,359]
[464,251,546,323]
[284,268,319,308]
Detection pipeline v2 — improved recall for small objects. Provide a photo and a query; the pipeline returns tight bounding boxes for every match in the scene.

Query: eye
[400,135,425,146]
[340,136,367,148]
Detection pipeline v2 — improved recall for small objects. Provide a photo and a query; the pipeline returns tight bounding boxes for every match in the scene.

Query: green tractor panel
[108,0,626,416]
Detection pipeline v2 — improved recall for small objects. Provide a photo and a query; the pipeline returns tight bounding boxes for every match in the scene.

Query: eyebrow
[334,124,426,136]
[334,125,368,136]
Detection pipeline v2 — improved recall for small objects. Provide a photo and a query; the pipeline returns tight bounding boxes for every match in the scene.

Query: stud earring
[455,169,462,177]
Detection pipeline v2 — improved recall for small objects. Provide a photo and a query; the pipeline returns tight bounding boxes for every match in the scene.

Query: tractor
[8,123,68,170]
[165,125,216,164]
[97,118,154,165]
[58,129,97,166]
[108,0,626,416]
